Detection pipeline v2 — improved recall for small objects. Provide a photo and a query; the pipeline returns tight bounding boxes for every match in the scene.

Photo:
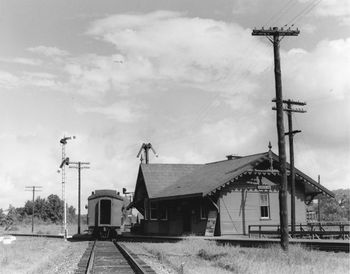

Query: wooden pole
[78,162,81,235]
[273,31,289,251]
[25,186,42,234]
[32,187,35,233]
[252,27,299,250]
[69,161,90,235]
[287,101,296,237]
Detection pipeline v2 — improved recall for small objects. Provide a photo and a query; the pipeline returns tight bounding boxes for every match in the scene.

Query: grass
[123,238,350,274]
[0,222,88,236]
[0,237,87,274]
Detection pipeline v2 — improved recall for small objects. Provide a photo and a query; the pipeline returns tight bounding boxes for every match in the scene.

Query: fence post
[259,226,261,238]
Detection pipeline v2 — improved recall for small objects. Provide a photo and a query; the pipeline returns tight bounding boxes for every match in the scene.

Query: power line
[284,0,322,27]
[264,0,298,28]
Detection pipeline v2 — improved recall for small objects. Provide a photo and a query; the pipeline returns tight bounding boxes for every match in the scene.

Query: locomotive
[87,189,126,238]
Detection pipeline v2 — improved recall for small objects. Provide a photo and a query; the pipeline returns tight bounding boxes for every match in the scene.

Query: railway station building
[130,147,334,236]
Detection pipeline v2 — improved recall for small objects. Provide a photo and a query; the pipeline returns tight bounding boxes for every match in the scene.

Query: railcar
[87,189,124,238]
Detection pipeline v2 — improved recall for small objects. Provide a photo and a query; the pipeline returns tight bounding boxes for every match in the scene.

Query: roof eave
[150,193,203,201]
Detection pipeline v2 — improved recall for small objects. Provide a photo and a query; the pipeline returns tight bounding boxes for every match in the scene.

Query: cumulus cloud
[87,11,271,95]
[0,71,20,88]
[284,38,350,100]
[0,57,43,66]
[300,0,350,25]
[76,100,143,123]
[27,46,69,57]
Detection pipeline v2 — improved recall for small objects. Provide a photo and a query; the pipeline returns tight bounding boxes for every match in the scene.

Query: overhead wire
[268,0,299,28]
[284,0,323,27]
[152,0,322,153]
[263,0,297,28]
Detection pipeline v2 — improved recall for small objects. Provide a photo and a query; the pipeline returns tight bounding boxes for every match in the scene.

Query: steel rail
[113,240,156,274]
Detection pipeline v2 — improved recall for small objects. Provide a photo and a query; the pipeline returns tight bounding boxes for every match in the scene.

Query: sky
[0,0,349,211]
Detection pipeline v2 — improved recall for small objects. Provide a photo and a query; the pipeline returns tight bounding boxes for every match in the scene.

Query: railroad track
[75,240,156,274]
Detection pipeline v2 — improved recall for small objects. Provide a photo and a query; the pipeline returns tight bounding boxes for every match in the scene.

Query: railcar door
[100,199,111,225]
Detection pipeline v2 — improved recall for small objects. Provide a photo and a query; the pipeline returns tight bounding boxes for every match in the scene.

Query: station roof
[135,151,334,201]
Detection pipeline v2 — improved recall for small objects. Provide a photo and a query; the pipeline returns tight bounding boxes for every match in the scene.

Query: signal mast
[136,143,158,164]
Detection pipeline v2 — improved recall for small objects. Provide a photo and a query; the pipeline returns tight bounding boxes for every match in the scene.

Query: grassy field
[0,223,88,236]
[0,237,87,274]
[123,238,350,274]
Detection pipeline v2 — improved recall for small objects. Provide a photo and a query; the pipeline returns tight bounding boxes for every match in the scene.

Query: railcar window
[100,199,111,225]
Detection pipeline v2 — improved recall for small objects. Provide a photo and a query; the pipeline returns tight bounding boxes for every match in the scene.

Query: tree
[45,194,63,223]
[310,189,350,222]
[0,208,6,226]
[5,205,19,229]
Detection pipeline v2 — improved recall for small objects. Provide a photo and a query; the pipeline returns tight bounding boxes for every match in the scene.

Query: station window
[150,202,158,220]
[159,205,168,220]
[200,205,208,220]
[260,193,270,219]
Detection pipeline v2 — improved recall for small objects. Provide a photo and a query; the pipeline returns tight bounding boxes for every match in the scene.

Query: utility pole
[25,186,42,233]
[69,161,90,234]
[252,27,300,250]
[59,135,75,240]
[318,175,321,222]
[273,99,306,237]
[136,143,158,164]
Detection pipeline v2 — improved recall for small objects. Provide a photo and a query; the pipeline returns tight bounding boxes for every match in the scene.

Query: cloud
[76,100,143,123]
[0,57,43,66]
[284,38,350,100]
[27,46,69,57]
[22,72,58,88]
[0,71,20,88]
[315,0,350,24]
[300,0,350,25]
[87,11,271,95]
[281,38,350,189]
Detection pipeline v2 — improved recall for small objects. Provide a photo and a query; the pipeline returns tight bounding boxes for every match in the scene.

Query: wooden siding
[219,183,306,235]
[142,198,208,235]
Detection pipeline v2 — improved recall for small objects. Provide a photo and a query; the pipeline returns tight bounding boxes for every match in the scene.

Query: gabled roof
[136,151,334,201]
[140,163,203,199]
[154,152,267,199]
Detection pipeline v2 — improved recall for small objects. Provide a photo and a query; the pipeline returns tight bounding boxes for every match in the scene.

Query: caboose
[87,189,124,238]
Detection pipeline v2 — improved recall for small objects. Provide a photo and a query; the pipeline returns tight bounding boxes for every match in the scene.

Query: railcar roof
[88,189,124,201]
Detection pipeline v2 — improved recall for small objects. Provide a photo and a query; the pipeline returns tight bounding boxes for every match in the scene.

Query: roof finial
[268,141,273,170]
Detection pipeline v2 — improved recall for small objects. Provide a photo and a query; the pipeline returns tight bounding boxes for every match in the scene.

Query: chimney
[226,154,241,160]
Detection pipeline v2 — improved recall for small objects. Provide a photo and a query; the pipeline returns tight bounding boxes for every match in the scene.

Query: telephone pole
[252,27,300,250]
[69,161,90,234]
[273,99,306,237]
[25,186,42,233]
